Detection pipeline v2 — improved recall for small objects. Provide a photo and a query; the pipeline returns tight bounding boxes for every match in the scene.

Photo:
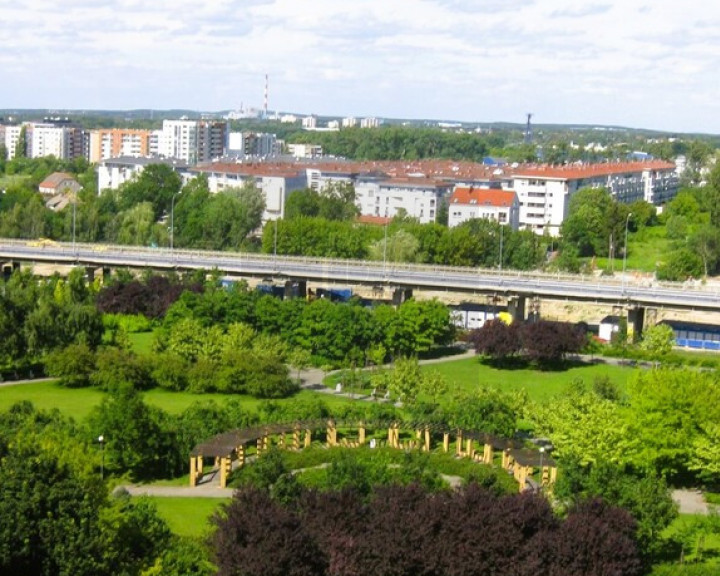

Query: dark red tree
[468,320,521,361]
[520,320,586,364]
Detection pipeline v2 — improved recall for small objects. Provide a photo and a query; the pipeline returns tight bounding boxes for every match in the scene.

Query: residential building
[342,117,358,128]
[157,119,227,164]
[88,129,153,163]
[0,124,23,159]
[38,172,82,196]
[302,116,318,130]
[227,132,280,157]
[355,176,452,224]
[511,161,678,235]
[25,123,84,160]
[97,156,189,192]
[448,187,520,229]
[191,162,307,222]
[288,143,323,159]
[360,117,380,128]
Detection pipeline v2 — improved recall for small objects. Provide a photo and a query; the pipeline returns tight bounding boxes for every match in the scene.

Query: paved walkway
[672,489,715,515]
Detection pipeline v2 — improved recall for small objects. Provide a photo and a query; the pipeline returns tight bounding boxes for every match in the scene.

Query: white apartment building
[447,187,520,230]
[0,125,23,159]
[97,156,189,192]
[288,143,323,159]
[302,116,318,130]
[355,176,452,224]
[342,117,357,128]
[157,120,227,164]
[360,117,380,128]
[191,163,307,222]
[511,161,678,235]
[27,124,69,159]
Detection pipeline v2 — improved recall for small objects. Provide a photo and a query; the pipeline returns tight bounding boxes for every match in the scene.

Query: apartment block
[448,187,520,229]
[88,129,153,163]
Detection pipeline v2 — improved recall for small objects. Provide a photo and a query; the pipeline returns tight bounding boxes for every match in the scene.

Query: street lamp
[539,446,545,488]
[498,223,504,272]
[382,220,389,277]
[98,434,105,480]
[72,194,77,252]
[170,191,181,252]
[622,212,632,292]
[273,217,279,267]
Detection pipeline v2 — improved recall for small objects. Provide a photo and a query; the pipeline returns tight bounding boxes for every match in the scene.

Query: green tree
[639,323,675,362]
[118,163,182,220]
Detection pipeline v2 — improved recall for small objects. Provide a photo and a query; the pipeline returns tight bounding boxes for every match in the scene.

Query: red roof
[512,160,675,180]
[450,187,516,207]
[357,215,392,225]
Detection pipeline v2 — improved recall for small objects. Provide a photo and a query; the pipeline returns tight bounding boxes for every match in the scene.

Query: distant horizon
[3,1,719,135]
[2,107,716,137]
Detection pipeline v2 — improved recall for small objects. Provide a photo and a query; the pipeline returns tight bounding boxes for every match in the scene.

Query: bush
[91,347,155,391]
[44,342,95,387]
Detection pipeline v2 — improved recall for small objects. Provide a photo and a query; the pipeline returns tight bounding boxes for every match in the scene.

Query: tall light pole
[539,446,545,488]
[622,212,632,292]
[273,217,279,267]
[170,191,181,252]
[498,223,504,272]
[72,193,77,252]
[98,435,105,481]
[382,220,388,277]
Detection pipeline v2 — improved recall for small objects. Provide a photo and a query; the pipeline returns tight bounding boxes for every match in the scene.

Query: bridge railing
[1,237,719,296]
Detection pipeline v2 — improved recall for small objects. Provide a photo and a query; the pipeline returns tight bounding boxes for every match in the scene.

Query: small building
[447,187,520,229]
[38,172,81,196]
[598,315,622,342]
[451,302,509,330]
[659,319,720,351]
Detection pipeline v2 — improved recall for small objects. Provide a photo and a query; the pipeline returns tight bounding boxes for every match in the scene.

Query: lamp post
[498,223,504,272]
[382,220,389,277]
[72,194,77,252]
[622,212,632,292]
[98,435,105,480]
[539,446,545,488]
[170,191,181,252]
[273,217,279,266]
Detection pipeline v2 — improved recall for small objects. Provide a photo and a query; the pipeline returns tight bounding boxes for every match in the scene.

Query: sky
[2,0,720,133]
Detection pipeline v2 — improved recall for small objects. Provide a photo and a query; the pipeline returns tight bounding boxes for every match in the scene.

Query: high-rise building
[88,129,153,163]
[158,119,227,164]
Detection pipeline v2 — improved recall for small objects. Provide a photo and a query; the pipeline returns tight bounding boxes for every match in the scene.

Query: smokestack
[264,74,268,119]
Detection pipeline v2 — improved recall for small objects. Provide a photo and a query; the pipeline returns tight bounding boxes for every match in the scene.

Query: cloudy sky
[2,0,719,133]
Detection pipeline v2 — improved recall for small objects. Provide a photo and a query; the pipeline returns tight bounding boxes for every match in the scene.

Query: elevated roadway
[1,239,720,313]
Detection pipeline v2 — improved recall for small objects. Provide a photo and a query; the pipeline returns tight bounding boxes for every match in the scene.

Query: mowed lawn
[0,381,358,421]
[144,497,227,538]
[421,356,636,402]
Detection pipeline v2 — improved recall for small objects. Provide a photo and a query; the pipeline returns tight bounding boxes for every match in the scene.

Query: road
[2,239,720,312]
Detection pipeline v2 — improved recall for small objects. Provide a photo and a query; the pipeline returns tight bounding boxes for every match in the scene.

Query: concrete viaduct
[2,239,720,337]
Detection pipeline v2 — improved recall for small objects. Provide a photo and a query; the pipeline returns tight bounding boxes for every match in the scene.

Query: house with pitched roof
[38,172,81,196]
[448,187,520,230]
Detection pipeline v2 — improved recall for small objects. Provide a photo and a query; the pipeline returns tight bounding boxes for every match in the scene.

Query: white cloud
[1,0,719,132]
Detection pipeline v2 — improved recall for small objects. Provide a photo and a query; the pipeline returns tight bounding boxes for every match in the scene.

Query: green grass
[657,513,720,568]
[144,497,227,538]
[128,331,156,355]
[585,226,672,275]
[0,381,358,421]
[423,356,634,403]
[0,174,31,189]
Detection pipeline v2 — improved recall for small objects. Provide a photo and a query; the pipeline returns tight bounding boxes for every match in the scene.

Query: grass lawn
[0,174,31,189]
[127,331,156,355]
[423,356,636,402]
[585,226,672,275]
[0,381,358,421]
[143,497,227,538]
[653,513,720,570]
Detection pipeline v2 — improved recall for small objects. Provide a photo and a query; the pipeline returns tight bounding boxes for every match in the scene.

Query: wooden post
[443,432,450,453]
[189,456,197,487]
[358,422,366,445]
[424,427,431,452]
[304,429,312,448]
[327,420,337,447]
[456,430,464,457]
[237,445,245,467]
[465,438,475,459]
[483,443,493,465]
[256,437,264,455]
[219,457,231,488]
[293,425,300,450]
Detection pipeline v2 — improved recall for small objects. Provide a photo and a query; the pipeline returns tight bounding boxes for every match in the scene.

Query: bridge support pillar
[527,296,541,323]
[507,296,526,323]
[392,288,413,306]
[85,267,95,283]
[284,280,306,300]
[2,262,20,282]
[628,307,645,343]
